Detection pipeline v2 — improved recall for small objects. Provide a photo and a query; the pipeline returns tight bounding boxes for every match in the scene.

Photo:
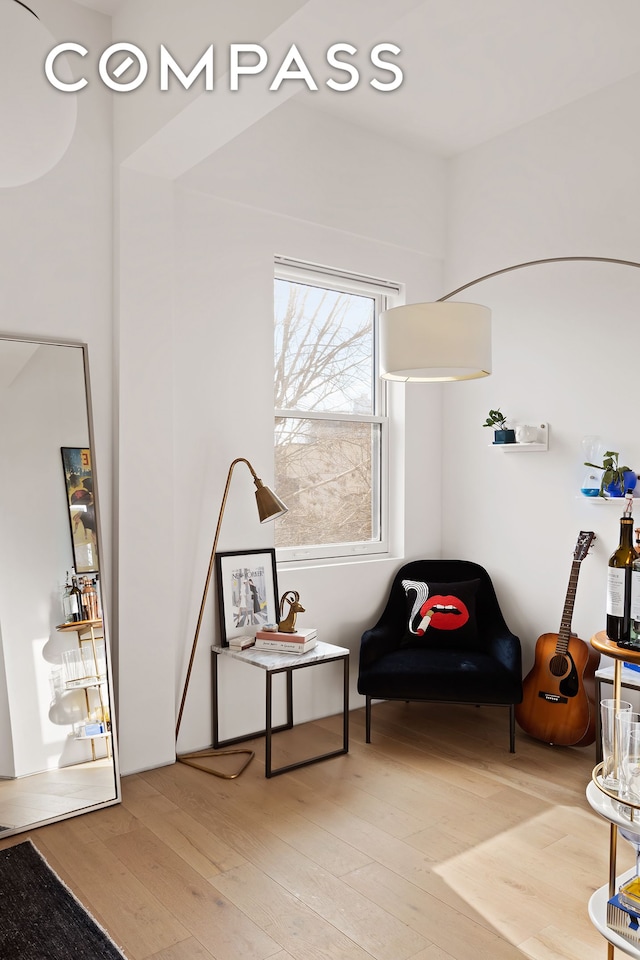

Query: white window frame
[274,257,400,564]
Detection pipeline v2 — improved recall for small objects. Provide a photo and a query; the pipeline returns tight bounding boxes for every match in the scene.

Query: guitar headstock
[574,530,596,561]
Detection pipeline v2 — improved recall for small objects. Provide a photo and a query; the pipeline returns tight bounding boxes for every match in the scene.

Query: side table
[211,640,350,778]
[588,631,640,959]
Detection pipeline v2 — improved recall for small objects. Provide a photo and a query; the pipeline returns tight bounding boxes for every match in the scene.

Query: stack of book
[228,635,255,650]
[254,627,317,655]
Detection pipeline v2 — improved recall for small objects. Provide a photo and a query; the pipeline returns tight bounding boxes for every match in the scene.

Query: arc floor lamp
[379,255,640,383]
[175,457,287,778]
[175,255,640,778]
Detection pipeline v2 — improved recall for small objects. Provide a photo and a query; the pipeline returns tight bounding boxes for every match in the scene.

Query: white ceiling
[307,0,640,156]
[71,0,123,14]
[71,0,640,157]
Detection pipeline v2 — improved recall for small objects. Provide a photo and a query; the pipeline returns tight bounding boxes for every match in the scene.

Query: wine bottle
[62,572,78,622]
[607,514,637,642]
[631,553,640,645]
[71,576,83,622]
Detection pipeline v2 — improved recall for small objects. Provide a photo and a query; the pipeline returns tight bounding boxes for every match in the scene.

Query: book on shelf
[227,636,256,650]
[254,627,317,643]
[254,637,317,655]
[607,892,640,945]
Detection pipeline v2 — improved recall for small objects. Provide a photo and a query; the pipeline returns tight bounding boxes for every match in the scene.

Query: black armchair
[357,559,523,751]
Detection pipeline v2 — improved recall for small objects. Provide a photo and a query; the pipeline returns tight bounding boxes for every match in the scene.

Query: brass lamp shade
[379,302,491,382]
[254,478,288,523]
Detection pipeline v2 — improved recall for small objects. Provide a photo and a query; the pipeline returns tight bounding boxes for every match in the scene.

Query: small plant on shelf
[482,408,515,444]
[583,450,636,498]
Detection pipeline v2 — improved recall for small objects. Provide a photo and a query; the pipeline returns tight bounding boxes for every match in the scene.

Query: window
[274,258,399,562]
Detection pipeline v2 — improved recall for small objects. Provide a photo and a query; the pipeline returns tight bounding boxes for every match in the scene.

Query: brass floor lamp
[175,457,287,778]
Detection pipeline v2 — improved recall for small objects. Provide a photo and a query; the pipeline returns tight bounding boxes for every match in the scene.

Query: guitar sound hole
[550,654,569,677]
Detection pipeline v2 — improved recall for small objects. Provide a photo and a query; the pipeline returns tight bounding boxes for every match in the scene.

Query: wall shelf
[578,495,639,504]
[490,423,548,451]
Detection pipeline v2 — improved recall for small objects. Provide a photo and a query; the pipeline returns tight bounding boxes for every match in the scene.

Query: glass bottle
[83,577,99,621]
[607,514,637,642]
[71,576,84,622]
[61,571,79,622]
[631,550,640,646]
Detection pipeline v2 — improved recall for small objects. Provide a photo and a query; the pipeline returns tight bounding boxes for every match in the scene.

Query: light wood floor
[0,702,625,960]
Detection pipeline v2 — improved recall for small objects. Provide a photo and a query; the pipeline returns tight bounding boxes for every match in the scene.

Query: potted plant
[583,450,637,498]
[482,408,516,444]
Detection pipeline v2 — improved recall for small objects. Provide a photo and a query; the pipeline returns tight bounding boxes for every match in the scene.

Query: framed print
[61,447,99,574]
[215,548,279,646]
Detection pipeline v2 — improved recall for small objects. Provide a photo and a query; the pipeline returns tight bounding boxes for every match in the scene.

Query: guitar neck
[557,560,581,653]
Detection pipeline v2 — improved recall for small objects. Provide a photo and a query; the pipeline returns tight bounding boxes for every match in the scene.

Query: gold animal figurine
[278,590,305,634]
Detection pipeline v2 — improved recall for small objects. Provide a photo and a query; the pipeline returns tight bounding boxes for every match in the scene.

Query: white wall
[0,3,113,760]
[442,73,640,675]
[116,105,447,770]
[112,0,307,164]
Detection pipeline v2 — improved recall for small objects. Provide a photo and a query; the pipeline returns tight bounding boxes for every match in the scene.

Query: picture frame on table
[60,446,99,574]
[215,548,279,647]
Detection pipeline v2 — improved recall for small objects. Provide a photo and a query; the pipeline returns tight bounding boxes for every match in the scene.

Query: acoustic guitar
[515,530,600,746]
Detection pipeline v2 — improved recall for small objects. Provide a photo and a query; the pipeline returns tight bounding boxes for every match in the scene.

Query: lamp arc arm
[13,1,39,19]
[438,256,640,302]
[175,457,255,741]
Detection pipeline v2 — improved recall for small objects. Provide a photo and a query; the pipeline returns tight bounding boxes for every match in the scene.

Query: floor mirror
[0,334,120,836]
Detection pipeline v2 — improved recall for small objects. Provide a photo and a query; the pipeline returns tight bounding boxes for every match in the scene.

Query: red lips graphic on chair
[415,595,469,633]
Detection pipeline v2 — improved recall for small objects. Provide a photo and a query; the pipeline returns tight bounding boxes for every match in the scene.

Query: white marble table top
[212,639,350,671]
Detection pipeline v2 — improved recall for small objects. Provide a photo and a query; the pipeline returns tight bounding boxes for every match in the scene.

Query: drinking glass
[616,712,640,907]
[601,698,633,788]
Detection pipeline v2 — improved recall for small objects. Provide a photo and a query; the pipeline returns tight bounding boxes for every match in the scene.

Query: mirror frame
[0,332,120,838]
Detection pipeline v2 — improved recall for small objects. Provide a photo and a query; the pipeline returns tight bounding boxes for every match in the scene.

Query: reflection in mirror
[0,336,119,836]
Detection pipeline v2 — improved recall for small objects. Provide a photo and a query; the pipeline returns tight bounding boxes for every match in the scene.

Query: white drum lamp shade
[379,301,492,381]
[0,1,77,188]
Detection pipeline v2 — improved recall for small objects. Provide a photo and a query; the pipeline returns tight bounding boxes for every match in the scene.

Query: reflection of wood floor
[0,759,115,831]
[0,704,621,960]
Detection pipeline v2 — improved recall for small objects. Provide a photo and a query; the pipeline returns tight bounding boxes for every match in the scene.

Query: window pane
[275,417,380,548]
[274,279,374,415]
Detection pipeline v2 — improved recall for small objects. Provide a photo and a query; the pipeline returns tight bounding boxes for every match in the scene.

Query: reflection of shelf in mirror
[56,619,103,633]
[489,423,548,451]
[74,732,111,741]
[65,677,106,690]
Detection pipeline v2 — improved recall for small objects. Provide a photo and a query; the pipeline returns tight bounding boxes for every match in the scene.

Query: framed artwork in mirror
[61,446,99,574]
[215,548,279,646]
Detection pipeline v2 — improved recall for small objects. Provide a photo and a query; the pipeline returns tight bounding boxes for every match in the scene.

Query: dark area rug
[0,841,127,959]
